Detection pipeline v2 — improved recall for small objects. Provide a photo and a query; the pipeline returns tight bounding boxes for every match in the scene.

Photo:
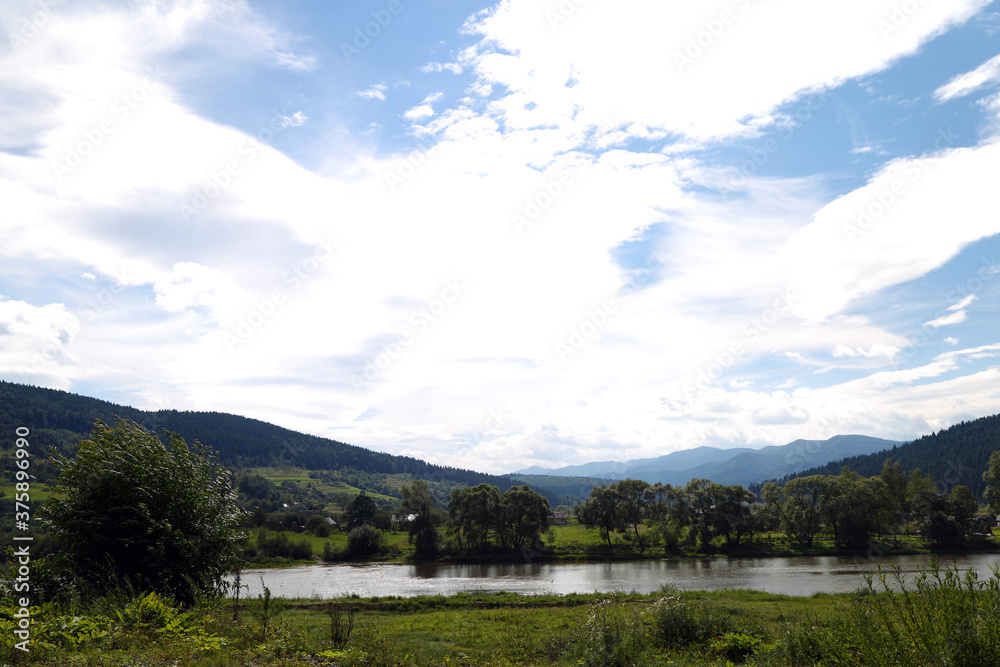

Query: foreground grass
[1,587,847,666]
[7,560,1000,666]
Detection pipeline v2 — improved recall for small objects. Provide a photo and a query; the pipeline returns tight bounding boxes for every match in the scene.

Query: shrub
[581,599,647,667]
[709,631,764,663]
[347,525,386,558]
[306,514,332,537]
[254,529,313,561]
[323,540,344,562]
[773,620,840,666]
[649,594,735,648]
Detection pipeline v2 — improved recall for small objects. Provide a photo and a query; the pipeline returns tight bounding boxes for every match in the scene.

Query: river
[234,553,1000,599]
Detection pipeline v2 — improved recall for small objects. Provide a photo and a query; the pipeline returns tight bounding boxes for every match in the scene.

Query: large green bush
[347,525,386,558]
[41,418,246,603]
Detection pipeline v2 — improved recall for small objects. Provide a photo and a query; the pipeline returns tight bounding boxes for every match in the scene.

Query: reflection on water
[234,554,1000,599]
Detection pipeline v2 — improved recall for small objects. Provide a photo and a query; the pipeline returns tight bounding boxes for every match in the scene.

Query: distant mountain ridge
[515,435,902,488]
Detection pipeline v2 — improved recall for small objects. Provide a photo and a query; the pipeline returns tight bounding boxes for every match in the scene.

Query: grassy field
[0,480,58,503]
[0,587,854,666]
[278,588,852,665]
[249,467,401,506]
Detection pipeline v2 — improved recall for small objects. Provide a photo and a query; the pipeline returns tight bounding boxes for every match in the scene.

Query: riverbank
[8,559,1000,666]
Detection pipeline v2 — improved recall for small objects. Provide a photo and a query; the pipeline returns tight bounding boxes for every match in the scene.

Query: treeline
[576,456,1000,553]
[760,413,1000,498]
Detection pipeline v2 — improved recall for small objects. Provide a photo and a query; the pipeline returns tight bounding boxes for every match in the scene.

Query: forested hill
[0,381,518,490]
[759,413,1000,498]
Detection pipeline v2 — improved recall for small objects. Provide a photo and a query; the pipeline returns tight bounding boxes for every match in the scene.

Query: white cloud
[402,105,436,120]
[154,262,248,324]
[421,62,463,75]
[780,140,1000,322]
[832,344,900,359]
[275,111,307,128]
[934,53,1000,102]
[357,84,389,101]
[0,299,78,343]
[0,299,80,387]
[923,293,978,327]
[923,310,968,328]
[463,0,990,141]
[948,294,977,311]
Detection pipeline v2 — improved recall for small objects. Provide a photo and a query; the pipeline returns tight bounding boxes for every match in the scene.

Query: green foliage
[448,483,501,553]
[613,479,650,544]
[327,602,355,648]
[763,476,825,547]
[306,513,332,537]
[250,528,314,562]
[580,598,647,667]
[322,538,343,562]
[346,525,386,558]
[400,480,440,559]
[649,594,737,648]
[114,591,192,635]
[344,493,379,530]
[711,483,759,547]
[644,482,688,550]
[820,469,888,549]
[12,579,1000,667]
[835,560,1000,666]
[578,484,621,545]
[248,580,286,632]
[41,418,245,603]
[497,484,551,552]
[916,484,980,548]
[984,449,1000,515]
[709,631,765,663]
[771,619,840,666]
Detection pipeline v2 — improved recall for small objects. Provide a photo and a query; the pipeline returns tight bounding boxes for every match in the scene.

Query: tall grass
[835,559,1000,666]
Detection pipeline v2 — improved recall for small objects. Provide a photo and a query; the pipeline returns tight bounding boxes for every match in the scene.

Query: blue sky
[1,0,999,474]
